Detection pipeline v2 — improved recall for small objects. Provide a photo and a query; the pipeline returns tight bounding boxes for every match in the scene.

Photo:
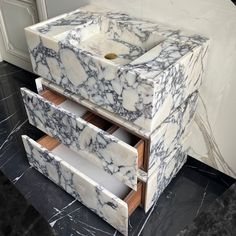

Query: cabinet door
[40,0,87,18]
[0,0,38,71]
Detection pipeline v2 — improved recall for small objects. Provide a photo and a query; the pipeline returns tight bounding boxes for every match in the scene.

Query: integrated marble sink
[25,5,209,133]
[70,17,165,66]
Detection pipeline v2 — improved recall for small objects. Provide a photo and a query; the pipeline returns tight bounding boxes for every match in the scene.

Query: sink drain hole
[104,53,118,60]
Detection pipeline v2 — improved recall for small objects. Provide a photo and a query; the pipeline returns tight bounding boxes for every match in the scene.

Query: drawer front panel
[21,88,138,190]
[22,135,129,236]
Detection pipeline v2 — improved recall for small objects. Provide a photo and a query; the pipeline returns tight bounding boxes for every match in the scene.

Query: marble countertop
[0,61,235,236]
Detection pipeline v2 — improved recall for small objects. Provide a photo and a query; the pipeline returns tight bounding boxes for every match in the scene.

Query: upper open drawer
[21,87,145,190]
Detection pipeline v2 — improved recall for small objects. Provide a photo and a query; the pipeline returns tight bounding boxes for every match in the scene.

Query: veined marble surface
[145,145,187,212]
[148,91,198,174]
[25,5,209,132]
[36,78,198,172]
[22,135,130,236]
[82,0,236,181]
[21,87,139,190]
[35,78,198,176]
[144,92,198,211]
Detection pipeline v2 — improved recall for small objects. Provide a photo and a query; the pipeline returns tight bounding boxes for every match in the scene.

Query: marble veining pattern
[22,135,129,236]
[145,145,187,212]
[21,6,210,234]
[20,88,138,190]
[35,77,198,172]
[39,78,151,138]
[36,10,99,35]
[143,92,198,211]
[25,6,209,132]
[148,91,198,174]
[37,78,198,176]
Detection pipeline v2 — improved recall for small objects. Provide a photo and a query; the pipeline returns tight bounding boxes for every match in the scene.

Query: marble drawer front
[22,135,143,236]
[21,87,145,190]
[25,7,209,133]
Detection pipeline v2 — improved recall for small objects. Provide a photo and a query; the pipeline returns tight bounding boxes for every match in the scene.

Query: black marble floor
[178,182,236,236]
[0,170,55,236]
[0,61,235,236]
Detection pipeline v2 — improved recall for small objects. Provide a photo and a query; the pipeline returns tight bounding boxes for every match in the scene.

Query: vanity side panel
[20,88,138,190]
[144,145,187,212]
[40,78,151,138]
[148,91,198,175]
[150,41,208,132]
[144,92,199,211]
[22,135,129,235]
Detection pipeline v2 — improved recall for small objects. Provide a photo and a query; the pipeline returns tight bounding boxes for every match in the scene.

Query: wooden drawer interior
[37,135,142,216]
[40,89,145,169]
[40,89,113,131]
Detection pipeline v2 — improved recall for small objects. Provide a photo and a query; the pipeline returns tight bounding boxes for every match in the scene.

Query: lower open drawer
[22,135,143,236]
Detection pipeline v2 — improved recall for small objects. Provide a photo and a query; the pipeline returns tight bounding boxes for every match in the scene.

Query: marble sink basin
[25,5,209,133]
[64,16,165,66]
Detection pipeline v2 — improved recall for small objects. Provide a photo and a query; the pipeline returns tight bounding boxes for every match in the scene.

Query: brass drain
[104,53,118,60]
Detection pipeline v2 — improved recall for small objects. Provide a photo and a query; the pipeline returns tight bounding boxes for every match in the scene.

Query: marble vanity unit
[20,78,198,235]
[21,5,208,236]
[24,6,209,132]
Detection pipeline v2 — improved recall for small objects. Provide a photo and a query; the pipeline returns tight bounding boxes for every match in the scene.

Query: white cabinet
[37,0,87,19]
[0,0,38,71]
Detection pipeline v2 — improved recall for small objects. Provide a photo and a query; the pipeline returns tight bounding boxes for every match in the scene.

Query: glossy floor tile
[0,170,55,236]
[178,182,236,236]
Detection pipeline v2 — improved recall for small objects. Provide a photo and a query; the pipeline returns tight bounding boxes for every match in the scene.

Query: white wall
[0,52,2,62]
[44,0,236,178]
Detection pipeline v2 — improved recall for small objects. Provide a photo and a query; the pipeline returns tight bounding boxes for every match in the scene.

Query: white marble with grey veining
[21,69,200,234]
[25,6,209,132]
[145,144,187,212]
[143,91,198,211]
[22,135,130,236]
[21,87,139,190]
[34,78,198,177]
[148,91,198,175]
[21,6,209,234]
[39,77,151,138]
[33,79,198,175]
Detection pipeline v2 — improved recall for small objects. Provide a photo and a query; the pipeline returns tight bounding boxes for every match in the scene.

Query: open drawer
[22,135,143,236]
[20,88,145,190]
